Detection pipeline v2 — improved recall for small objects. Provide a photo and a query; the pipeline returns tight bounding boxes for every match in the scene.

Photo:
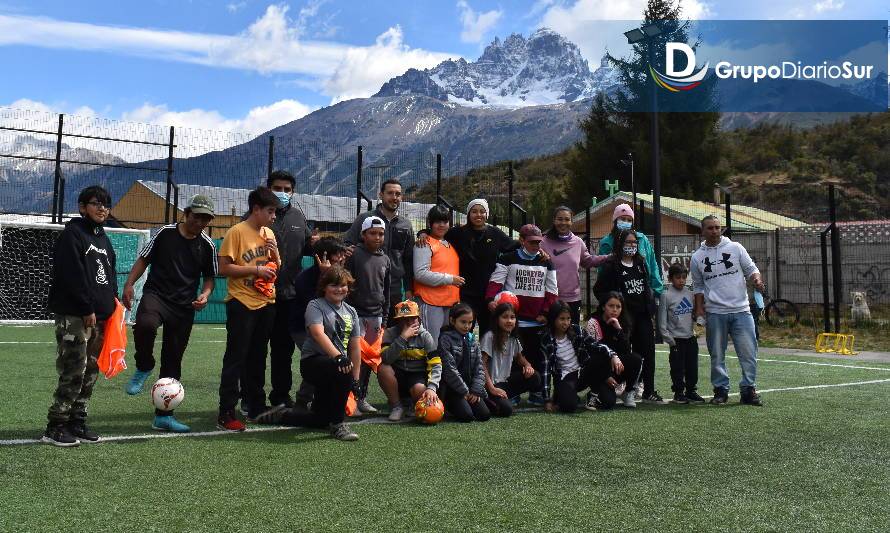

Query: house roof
[134,180,468,228]
[573,191,808,231]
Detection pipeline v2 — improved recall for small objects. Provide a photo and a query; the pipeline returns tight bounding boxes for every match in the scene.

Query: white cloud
[324,26,452,103]
[538,0,713,68]
[120,99,315,134]
[0,6,453,102]
[226,2,247,13]
[814,0,844,13]
[457,0,503,44]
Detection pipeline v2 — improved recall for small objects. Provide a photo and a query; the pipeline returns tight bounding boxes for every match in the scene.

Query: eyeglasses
[86,201,109,210]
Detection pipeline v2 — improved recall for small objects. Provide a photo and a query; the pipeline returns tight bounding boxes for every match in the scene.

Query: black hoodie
[47,217,118,320]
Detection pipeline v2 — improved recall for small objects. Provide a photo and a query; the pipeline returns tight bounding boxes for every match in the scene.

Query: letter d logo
[666,42,696,77]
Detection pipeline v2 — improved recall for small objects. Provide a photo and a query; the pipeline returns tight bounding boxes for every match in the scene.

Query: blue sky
[0,0,886,134]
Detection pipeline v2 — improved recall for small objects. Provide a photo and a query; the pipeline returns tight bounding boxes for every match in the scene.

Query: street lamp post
[625,22,663,273]
[620,152,635,216]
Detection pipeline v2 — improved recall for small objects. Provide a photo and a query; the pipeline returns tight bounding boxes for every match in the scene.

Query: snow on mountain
[374,28,619,108]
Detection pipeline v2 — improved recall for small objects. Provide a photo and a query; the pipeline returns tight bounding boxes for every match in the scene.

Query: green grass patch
[2,325,889,531]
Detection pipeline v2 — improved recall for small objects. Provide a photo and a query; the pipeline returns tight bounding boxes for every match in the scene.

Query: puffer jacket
[437,329,487,398]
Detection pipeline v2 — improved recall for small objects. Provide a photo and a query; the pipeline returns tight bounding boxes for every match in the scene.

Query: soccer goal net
[0,222,150,325]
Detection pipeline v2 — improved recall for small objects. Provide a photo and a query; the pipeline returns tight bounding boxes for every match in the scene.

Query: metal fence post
[164,126,175,224]
[724,190,733,238]
[774,228,782,300]
[436,153,442,204]
[267,135,275,181]
[820,229,831,333]
[356,145,363,217]
[585,206,592,319]
[507,161,514,238]
[52,114,64,223]
[829,184,842,333]
[638,200,646,233]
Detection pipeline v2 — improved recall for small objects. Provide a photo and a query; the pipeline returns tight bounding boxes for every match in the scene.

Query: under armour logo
[703,253,733,273]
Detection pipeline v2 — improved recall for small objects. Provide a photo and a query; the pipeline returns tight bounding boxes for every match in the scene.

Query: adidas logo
[674,297,693,316]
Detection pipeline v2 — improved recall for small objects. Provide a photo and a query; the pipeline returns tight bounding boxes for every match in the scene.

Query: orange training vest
[414,238,460,307]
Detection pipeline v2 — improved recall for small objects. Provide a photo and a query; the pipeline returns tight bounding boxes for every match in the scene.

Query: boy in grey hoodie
[345,216,391,413]
[659,263,704,404]
[690,216,765,406]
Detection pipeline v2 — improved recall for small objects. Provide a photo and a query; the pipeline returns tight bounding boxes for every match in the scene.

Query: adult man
[344,178,414,321]
[249,170,316,411]
[122,195,217,432]
[690,215,765,406]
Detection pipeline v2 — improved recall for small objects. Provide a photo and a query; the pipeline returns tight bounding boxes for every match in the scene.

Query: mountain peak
[373,28,618,108]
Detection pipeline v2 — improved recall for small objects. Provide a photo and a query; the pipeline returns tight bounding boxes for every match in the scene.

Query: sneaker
[217,411,246,432]
[527,392,546,407]
[329,422,359,441]
[248,404,284,423]
[672,392,689,404]
[621,390,637,408]
[585,392,599,411]
[642,391,666,404]
[388,404,405,422]
[356,398,378,414]
[272,397,295,409]
[740,387,764,406]
[125,369,152,395]
[686,390,706,403]
[710,389,729,405]
[67,420,100,443]
[255,407,288,425]
[41,424,79,447]
[152,415,191,433]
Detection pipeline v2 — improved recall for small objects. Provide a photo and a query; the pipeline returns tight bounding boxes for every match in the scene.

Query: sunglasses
[86,201,110,210]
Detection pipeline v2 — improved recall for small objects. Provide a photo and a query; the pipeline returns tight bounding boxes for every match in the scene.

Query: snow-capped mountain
[374,28,619,108]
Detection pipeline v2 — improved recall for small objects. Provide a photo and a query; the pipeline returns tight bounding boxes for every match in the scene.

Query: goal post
[0,221,150,325]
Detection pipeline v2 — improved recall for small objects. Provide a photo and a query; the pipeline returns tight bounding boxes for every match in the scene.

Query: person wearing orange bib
[413,205,464,340]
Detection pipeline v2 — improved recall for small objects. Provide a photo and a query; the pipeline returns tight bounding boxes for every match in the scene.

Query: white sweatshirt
[690,236,759,315]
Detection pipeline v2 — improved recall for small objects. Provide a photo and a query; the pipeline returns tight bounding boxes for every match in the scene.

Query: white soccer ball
[151,378,185,411]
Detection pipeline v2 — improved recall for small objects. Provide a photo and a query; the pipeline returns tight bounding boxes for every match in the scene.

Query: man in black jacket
[43,185,118,447]
[259,170,317,410]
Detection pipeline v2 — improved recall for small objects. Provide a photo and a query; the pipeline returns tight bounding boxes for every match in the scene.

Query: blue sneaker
[125,370,152,395]
[152,415,190,433]
[527,392,546,407]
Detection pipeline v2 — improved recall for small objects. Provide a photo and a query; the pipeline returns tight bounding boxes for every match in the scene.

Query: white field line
[4,378,889,447]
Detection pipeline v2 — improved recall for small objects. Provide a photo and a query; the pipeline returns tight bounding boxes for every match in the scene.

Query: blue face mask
[616,220,632,231]
[273,191,291,208]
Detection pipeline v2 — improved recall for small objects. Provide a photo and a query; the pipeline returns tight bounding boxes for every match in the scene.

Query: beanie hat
[612,203,634,222]
[467,199,489,215]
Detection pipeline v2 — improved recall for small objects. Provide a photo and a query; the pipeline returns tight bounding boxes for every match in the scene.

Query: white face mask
[273,191,291,208]
[623,245,638,256]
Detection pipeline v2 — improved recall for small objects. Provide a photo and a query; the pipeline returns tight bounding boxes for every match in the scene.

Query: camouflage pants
[47,315,105,425]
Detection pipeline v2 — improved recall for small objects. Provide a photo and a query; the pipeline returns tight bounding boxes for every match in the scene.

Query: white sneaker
[388,404,405,421]
[622,390,637,408]
[356,398,378,414]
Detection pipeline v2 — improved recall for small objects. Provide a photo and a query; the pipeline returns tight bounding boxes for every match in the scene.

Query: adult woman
[593,229,663,403]
[541,206,608,324]
[420,199,515,334]
[413,205,464,339]
[598,203,664,298]
[257,266,361,441]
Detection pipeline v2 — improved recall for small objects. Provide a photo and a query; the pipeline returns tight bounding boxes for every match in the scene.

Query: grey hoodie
[690,236,759,315]
[345,243,391,322]
[659,285,695,346]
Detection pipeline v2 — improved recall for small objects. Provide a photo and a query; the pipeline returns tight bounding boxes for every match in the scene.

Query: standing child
[659,263,704,404]
[216,187,281,431]
[413,205,463,340]
[585,293,643,409]
[345,215,392,414]
[377,300,442,421]
[541,301,628,413]
[438,304,490,422]
[43,185,118,446]
[480,303,541,417]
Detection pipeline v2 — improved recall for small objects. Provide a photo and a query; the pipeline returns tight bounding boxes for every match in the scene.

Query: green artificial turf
[2,325,889,531]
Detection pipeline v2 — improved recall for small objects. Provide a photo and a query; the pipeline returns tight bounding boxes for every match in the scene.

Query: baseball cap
[519,224,543,241]
[393,300,420,319]
[188,194,215,217]
[361,216,386,233]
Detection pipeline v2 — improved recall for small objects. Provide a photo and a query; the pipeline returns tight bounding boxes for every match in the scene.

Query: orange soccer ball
[415,397,445,425]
